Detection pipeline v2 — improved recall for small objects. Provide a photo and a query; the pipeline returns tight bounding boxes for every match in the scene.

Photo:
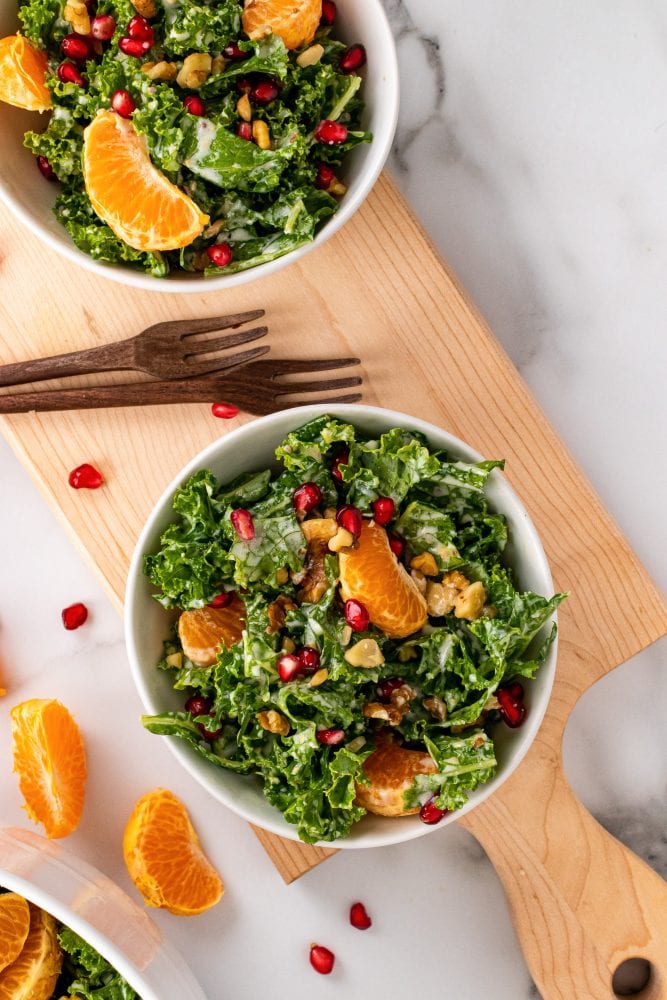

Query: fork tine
[149,310,266,340]
[274,375,363,396]
[195,344,270,376]
[254,357,361,376]
[184,326,268,359]
[281,392,363,408]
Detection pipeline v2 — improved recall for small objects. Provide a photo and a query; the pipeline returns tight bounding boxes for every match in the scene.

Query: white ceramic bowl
[0,826,206,1000]
[126,405,558,848]
[0,2,398,292]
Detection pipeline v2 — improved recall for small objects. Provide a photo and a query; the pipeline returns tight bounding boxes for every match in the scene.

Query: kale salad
[56,926,140,999]
[15,0,369,275]
[142,416,565,844]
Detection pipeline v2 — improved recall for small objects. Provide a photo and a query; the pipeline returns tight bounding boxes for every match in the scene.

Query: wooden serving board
[1,174,666,999]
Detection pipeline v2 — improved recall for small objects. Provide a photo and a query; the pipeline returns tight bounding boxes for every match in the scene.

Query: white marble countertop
[1,2,665,998]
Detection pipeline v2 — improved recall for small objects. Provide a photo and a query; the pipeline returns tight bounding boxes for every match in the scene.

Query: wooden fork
[0,358,363,414]
[0,310,268,386]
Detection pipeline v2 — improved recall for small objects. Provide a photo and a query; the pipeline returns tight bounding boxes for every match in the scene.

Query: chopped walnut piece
[308,668,329,688]
[454,581,487,621]
[344,638,384,668]
[142,60,178,81]
[63,0,90,35]
[423,695,447,721]
[410,552,439,577]
[442,570,470,591]
[257,710,290,736]
[267,595,297,634]
[130,0,157,17]
[176,53,212,90]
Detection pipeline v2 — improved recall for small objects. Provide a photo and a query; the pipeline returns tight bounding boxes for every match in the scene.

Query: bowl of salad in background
[0,0,398,290]
[125,405,564,849]
[0,826,206,999]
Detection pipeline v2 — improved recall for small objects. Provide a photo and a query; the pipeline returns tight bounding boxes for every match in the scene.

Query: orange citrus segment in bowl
[0,893,30,974]
[11,698,87,839]
[82,110,209,252]
[123,788,223,916]
[0,35,51,112]
[178,593,246,666]
[242,0,322,50]
[339,519,428,639]
[0,904,62,1000]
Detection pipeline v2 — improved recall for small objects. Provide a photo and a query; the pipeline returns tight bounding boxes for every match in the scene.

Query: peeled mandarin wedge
[242,0,322,50]
[0,904,62,1000]
[123,789,223,916]
[178,593,246,666]
[338,520,428,638]
[0,35,51,112]
[355,733,437,817]
[0,893,30,974]
[82,110,209,252]
[11,699,87,839]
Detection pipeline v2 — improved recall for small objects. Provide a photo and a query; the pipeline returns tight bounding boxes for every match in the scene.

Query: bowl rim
[125,404,558,849]
[0,826,206,1000]
[0,0,399,293]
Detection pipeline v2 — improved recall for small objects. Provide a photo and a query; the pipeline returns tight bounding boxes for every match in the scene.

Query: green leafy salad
[143,416,566,843]
[16,0,369,275]
[56,926,140,999]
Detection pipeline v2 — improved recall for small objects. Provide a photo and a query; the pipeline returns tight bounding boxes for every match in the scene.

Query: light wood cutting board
[1,174,665,1000]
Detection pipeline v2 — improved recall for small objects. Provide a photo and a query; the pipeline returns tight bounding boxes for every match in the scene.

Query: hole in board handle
[612,958,653,997]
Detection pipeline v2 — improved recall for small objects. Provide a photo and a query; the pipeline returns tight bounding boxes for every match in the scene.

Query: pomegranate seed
[230,507,254,540]
[118,36,146,57]
[314,119,348,145]
[339,43,367,74]
[236,121,253,140]
[331,446,349,482]
[309,945,335,975]
[211,401,239,419]
[91,13,115,39]
[336,504,362,537]
[292,481,322,514]
[111,89,135,117]
[316,728,345,746]
[36,155,56,181]
[321,0,336,25]
[277,653,302,683]
[62,602,88,630]
[505,680,524,701]
[299,646,320,672]
[344,599,369,632]
[224,41,249,60]
[208,592,233,608]
[57,61,85,86]
[372,496,395,526]
[314,162,335,190]
[68,463,103,489]
[350,901,372,930]
[497,686,527,728]
[376,677,405,701]
[198,720,224,741]
[420,797,448,825]
[185,695,210,715]
[388,533,405,559]
[127,14,153,40]
[61,34,91,61]
[183,94,206,116]
[207,243,233,268]
[251,79,279,104]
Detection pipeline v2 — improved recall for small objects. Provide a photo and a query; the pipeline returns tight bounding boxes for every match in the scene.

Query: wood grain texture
[1,173,665,996]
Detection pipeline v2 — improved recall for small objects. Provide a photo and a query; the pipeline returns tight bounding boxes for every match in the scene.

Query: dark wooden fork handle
[0,377,240,412]
[0,340,136,388]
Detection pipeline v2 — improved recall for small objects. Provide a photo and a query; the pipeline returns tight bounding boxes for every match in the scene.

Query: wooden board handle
[460,753,667,998]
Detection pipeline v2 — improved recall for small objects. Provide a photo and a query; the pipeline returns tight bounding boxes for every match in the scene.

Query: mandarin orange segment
[0,35,51,112]
[355,733,437,817]
[178,593,246,666]
[82,110,209,252]
[242,0,322,50]
[123,788,223,916]
[0,893,30,974]
[338,520,428,639]
[11,699,87,839]
[0,903,62,1000]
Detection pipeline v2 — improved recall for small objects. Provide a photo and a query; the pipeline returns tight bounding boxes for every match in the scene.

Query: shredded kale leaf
[56,926,139,999]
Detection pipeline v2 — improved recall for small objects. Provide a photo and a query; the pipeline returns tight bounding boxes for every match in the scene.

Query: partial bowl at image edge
[125,404,559,850]
[0,0,399,292]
